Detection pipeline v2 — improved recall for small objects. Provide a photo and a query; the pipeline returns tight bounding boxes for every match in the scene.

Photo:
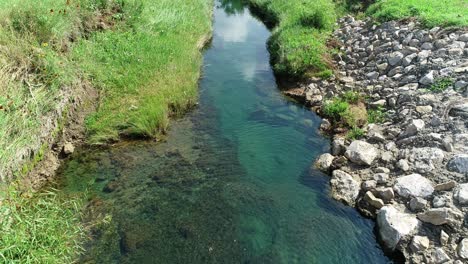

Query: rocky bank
[302,16,468,263]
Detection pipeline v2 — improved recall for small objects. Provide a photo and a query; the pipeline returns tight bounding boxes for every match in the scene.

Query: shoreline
[295,16,468,263]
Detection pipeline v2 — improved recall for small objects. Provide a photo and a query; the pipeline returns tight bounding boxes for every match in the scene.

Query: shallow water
[59,1,391,263]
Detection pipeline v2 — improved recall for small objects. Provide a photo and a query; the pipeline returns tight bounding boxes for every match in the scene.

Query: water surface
[59,1,391,263]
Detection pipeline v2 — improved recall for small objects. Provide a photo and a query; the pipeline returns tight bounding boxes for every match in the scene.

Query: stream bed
[58,1,392,263]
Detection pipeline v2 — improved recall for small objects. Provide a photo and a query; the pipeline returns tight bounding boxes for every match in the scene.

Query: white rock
[440,230,449,246]
[394,174,434,198]
[397,159,410,171]
[410,235,430,252]
[330,170,360,206]
[408,147,445,173]
[417,207,463,227]
[454,183,468,206]
[345,140,379,166]
[377,205,420,250]
[315,153,334,172]
[447,154,468,174]
[419,70,435,85]
[458,238,468,259]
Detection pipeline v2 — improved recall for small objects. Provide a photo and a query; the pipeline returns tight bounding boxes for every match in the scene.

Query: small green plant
[322,99,349,121]
[341,91,361,104]
[368,106,387,124]
[429,77,453,93]
[346,126,365,140]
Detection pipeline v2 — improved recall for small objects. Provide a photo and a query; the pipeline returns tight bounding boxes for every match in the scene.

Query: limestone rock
[440,230,449,246]
[394,174,434,198]
[409,197,427,212]
[330,170,360,206]
[345,140,379,166]
[402,119,425,137]
[364,191,384,209]
[410,235,429,252]
[419,70,435,85]
[454,183,468,206]
[458,238,468,259]
[315,153,334,172]
[434,181,456,192]
[433,248,451,264]
[417,207,463,227]
[377,205,420,250]
[388,51,404,66]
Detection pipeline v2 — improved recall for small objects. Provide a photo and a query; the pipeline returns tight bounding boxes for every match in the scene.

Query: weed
[368,106,387,124]
[429,77,453,93]
[322,99,349,122]
[341,91,362,104]
[347,126,365,140]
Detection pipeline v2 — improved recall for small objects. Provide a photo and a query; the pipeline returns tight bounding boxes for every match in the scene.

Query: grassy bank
[246,0,337,79]
[367,0,468,27]
[0,0,212,261]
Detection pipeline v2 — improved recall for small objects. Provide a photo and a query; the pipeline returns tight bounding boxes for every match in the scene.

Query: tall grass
[367,0,468,27]
[76,0,213,143]
[0,185,85,263]
[0,0,212,261]
[247,0,337,78]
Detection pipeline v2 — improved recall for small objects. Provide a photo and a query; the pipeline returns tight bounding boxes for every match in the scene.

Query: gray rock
[433,248,451,264]
[454,183,468,205]
[377,63,388,72]
[394,174,434,198]
[447,154,468,173]
[434,181,457,191]
[397,159,410,172]
[366,71,380,80]
[315,153,334,172]
[364,191,384,209]
[409,197,427,212]
[459,33,468,42]
[419,71,435,85]
[373,173,389,184]
[377,205,420,250]
[450,102,468,118]
[410,235,430,252]
[417,207,463,226]
[377,187,395,201]
[458,238,468,259]
[432,193,453,208]
[362,180,377,191]
[415,105,432,114]
[388,51,404,66]
[402,119,425,137]
[320,119,331,130]
[330,170,360,206]
[455,80,467,89]
[421,42,433,50]
[408,147,445,173]
[332,137,346,156]
[345,140,379,166]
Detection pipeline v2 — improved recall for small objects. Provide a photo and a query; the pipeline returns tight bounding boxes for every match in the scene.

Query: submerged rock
[377,205,420,250]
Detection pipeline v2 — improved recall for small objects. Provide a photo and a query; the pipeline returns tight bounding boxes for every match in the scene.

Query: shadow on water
[56,0,394,263]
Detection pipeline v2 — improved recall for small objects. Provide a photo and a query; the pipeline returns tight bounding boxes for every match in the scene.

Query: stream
[58,1,392,263]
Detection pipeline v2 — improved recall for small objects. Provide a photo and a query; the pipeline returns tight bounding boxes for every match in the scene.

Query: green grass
[247,0,337,78]
[0,0,212,261]
[346,126,365,140]
[367,0,468,27]
[0,186,85,263]
[76,0,213,143]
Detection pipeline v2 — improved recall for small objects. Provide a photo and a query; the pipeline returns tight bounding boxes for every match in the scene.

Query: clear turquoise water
[59,1,391,263]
